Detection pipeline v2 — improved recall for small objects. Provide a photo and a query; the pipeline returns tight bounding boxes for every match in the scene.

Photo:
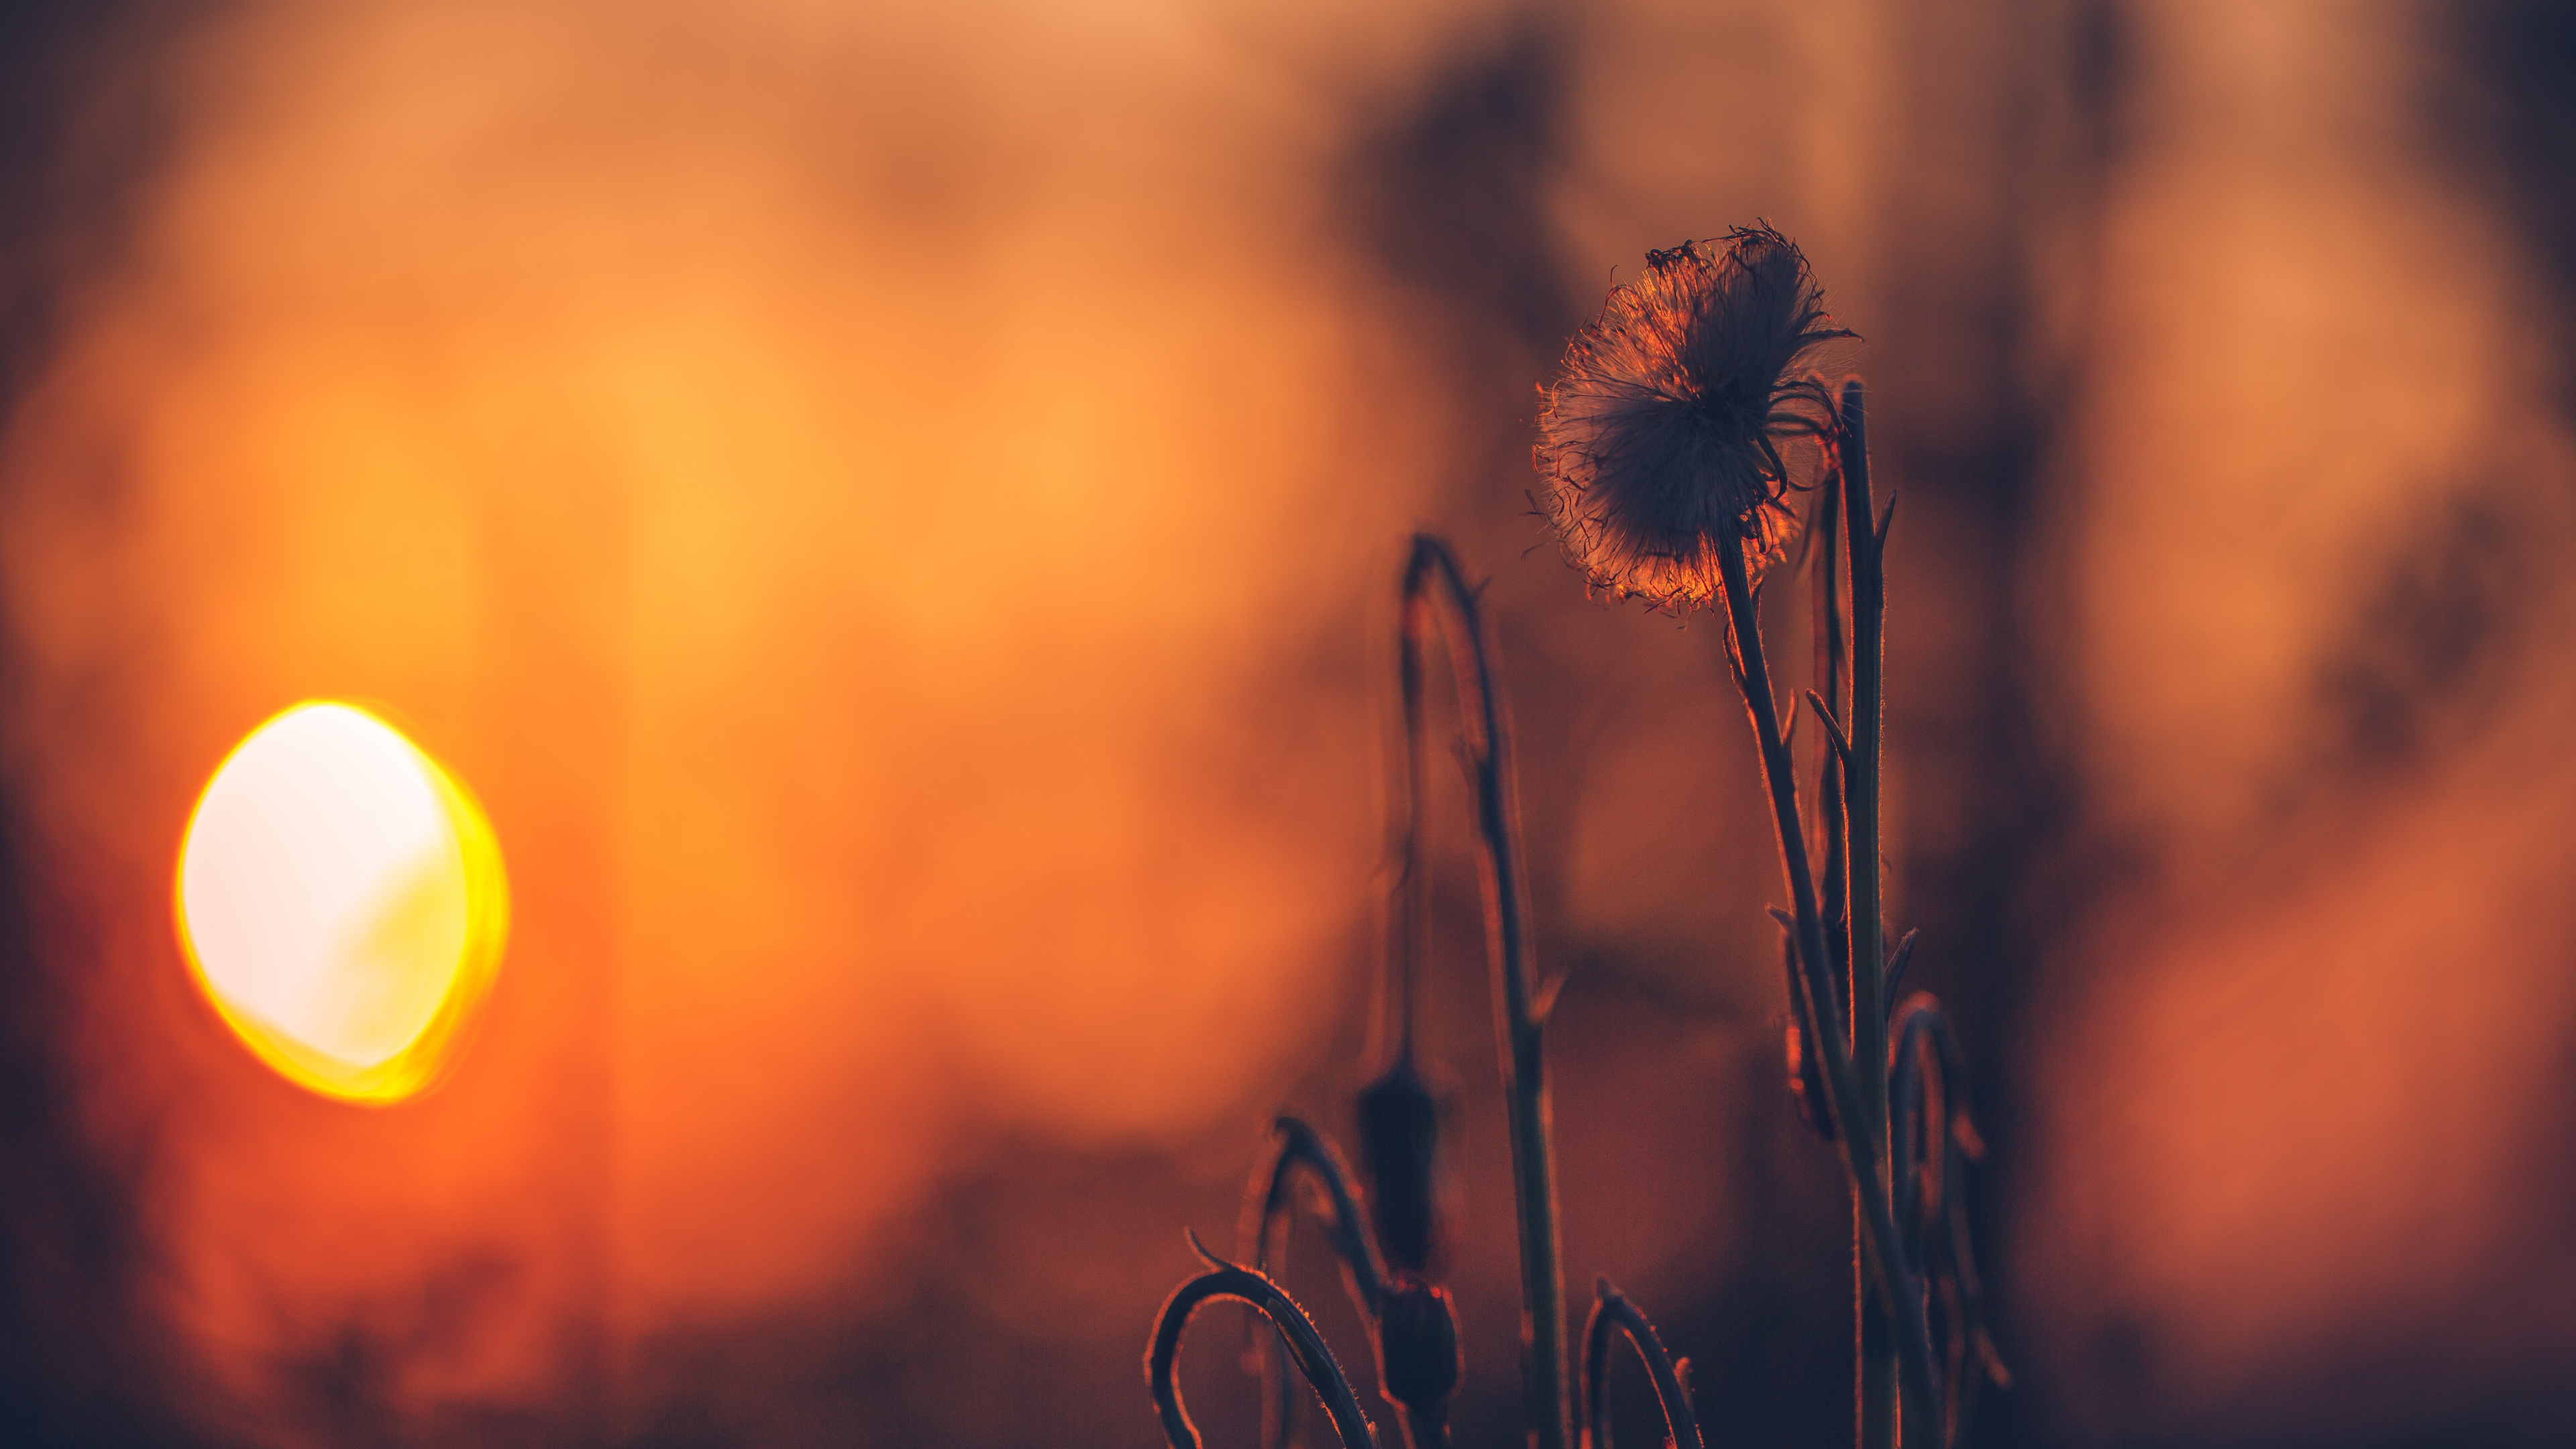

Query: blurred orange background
[1,1,2573,1446]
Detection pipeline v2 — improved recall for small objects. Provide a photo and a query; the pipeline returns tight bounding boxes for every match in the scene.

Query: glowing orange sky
[0,0,1462,1411]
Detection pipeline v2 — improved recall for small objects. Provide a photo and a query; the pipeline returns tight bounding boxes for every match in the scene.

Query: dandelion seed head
[1534,224,1855,611]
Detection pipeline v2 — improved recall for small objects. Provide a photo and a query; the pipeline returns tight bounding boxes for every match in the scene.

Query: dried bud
[1356,1059,1446,1280]
[1535,225,1854,610]
[1374,1279,1462,1413]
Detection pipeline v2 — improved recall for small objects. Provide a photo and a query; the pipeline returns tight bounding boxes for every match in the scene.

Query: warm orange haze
[176,702,506,1104]
[1,1,2574,1446]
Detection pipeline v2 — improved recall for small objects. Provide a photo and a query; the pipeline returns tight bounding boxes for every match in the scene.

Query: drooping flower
[1534,225,1854,610]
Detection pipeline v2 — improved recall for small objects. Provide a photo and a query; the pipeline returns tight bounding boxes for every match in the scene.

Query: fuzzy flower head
[1535,225,1855,610]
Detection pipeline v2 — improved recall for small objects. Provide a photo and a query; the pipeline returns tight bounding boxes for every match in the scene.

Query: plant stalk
[1837,384,1900,1446]
[1714,537,1941,1440]
[1811,445,1851,1016]
[1811,409,1892,1449]
[1402,537,1569,1449]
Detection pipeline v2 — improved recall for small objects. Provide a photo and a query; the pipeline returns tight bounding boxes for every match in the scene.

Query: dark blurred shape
[1336,13,1572,352]
[2436,1,2576,376]
[0,818,192,1448]
[2312,492,2522,780]
[2066,0,2133,172]
[1356,1060,1447,1282]
[0,0,197,400]
[0,3,207,1444]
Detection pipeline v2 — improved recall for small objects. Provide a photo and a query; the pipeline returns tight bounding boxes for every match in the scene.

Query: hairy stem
[1401,535,1568,1449]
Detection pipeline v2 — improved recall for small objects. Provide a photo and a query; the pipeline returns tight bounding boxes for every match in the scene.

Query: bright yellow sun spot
[176,702,507,1104]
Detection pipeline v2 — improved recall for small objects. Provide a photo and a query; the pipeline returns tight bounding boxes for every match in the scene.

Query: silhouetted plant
[1150,535,1629,1449]
[1147,227,2002,1449]
[1533,227,2006,1448]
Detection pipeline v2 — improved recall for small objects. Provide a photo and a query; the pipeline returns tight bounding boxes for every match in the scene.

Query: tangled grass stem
[1715,535,1944,1440]
[1399,535,1569,1449]
[1889,996,2012,1444]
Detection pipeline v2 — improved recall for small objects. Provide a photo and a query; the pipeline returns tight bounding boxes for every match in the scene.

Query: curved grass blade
[1150,1235,1382,1449]
[1579,1280,1705,1449]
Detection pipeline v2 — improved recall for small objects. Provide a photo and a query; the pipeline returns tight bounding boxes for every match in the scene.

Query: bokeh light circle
[176,702,508,1104]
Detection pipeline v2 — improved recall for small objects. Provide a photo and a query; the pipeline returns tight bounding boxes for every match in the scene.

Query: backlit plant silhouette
[1147,227,2004,1449]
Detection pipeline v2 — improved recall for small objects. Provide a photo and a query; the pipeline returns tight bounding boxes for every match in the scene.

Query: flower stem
[1401,536,1569,1449]
[1837,384,1899,1447]
[1713,539,1943,1442]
